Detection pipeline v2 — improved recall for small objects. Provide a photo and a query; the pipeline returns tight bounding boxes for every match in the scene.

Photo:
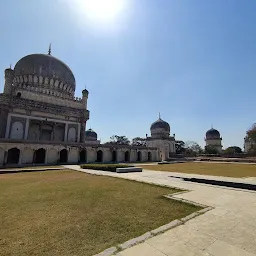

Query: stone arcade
[0,50,176,166]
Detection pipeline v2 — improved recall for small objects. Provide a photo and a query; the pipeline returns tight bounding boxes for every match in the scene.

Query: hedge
[80,164,134,172]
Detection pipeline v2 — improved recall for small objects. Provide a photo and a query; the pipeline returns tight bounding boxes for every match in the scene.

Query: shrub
[80,164,134,172]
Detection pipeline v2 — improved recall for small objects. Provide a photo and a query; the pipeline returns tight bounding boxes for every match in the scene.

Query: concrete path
[194,160,256,165]
[65,166,256,256]
[166,171,256,185]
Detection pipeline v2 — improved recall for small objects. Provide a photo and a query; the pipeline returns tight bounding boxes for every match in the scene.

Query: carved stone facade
[0,51,160,166]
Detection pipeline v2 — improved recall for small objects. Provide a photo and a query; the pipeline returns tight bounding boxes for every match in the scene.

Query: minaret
[82,86,89,109]
[48,43,52,55]
[4,66,14,95]
[80,86,89,143]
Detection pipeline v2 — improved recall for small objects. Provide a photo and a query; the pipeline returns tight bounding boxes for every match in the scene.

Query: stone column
[44,149,48,164]
[52,123,56,141]
[116,150,120,163]
[3,151,8,166]
[57,150,60,164]
[18,151,22,165]
[5,114,11,139]
[80,122,85,143]
[0,108,9,138]
[39,121,43,140]
[77,124,81,143]
[64,123,68,142]
[24,118,30,139]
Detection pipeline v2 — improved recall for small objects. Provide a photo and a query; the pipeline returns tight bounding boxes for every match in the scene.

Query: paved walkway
[65,166,256,256]
[194,160,256,165]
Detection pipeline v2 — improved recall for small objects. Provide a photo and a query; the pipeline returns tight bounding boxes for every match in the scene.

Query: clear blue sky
[1,0,255,148]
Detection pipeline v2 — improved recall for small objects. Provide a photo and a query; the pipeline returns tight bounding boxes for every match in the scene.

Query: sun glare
[76,0,126,23]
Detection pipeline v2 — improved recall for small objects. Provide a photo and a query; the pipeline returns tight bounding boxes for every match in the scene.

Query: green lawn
[0,170,200,256]
[1,165,63,170]
[139,162,256,178]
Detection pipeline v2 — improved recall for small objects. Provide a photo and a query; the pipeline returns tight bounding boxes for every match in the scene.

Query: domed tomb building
[0,49,160,165]
[146,115,176,161]
[85,128,100,145]
[205,127,223,153]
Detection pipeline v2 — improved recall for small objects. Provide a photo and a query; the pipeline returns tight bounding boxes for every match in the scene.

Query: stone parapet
[0,94,89,119]
[0,139,157,150]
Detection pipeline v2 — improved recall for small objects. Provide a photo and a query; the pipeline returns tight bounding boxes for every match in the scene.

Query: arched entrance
[96,150,103,162]
[80,149,87,163]
[60,149,68,163]
[112,151,117,162]
[34,148,46,164]
[7,148,20,164]
[148,152,152,161]
[137,151,141,162]
[124,151,130,162]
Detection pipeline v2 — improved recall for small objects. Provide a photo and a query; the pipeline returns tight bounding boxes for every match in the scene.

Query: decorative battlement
[13,74,74,98]
[0,93,89,119]
[13,83,83,101]
[205,137,222,141]
[146,136,175,141]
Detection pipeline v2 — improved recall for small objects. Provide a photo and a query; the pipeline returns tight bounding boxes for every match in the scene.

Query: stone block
[116,167,142,173]
[118,232,151,250]
[180,212,200,222]
[93,246,118,256]
[150,220,183,236]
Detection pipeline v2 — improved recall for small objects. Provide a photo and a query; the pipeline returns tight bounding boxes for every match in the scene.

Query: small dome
[150,118,170,132]
[85,129,97,140]
[206,128,220,139]
[14,53,76,90]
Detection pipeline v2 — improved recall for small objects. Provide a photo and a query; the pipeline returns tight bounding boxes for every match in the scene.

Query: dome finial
[48,43,51,55]
[211,124,213,129]
[159,112,161,119]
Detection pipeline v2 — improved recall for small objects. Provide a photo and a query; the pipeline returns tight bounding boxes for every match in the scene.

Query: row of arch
[5,148,152,165]
[14,75,75,95]
[6,148,68,164]
[86,150,151,163]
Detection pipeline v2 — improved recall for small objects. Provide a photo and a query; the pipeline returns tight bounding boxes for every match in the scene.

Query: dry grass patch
[0,170,200,256]
[139,162,256,178]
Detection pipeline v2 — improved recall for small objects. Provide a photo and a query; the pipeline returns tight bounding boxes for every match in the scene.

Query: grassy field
[139,162,256,178]
[1,165,63,170]
[0,170,200,256]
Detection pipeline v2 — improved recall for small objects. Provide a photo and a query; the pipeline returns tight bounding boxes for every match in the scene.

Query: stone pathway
[65,165,256,256]
[194,160,256,165]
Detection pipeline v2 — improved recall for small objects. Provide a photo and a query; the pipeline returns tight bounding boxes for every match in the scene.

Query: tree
[132,137,146,147]
[224,146,242,154]
[246,123,256,143]
[185,141,203,154]
[184,141,204,156]
[248,144,256,153]
[107,135,130,145]
[245,124,256,152]
[205,145,218,154]
[175,140,185,154]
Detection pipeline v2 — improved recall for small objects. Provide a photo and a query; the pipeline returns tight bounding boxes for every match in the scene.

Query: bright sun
[76,0,126,23]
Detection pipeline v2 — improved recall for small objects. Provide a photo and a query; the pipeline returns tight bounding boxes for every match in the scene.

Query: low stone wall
[0,142,159,167]
[116,167,142,173]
